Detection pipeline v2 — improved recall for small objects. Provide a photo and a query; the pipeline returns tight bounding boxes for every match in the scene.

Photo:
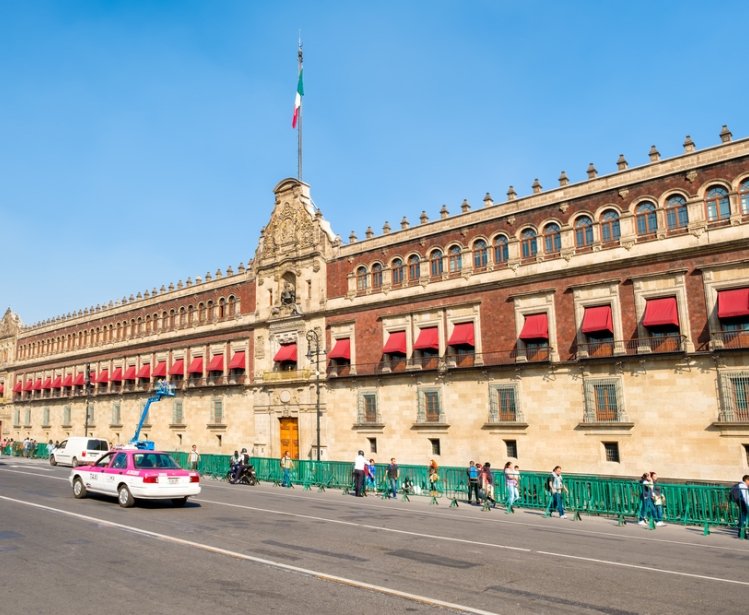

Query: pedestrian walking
[504,461,519,512]
[365,458,377,494]
[734,474,749,538]
[188,444,200,471]
[386,457,400,498]
[548,466,568,518]
[651,472,665,526]
[280,450,294,487]
[466,460,480,504]
[428,459,440,496]
[481,462,496,506]
[638,472,657,526]
[353,450,367,496]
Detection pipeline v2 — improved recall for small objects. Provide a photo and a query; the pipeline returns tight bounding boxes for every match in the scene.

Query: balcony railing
[711,330,749,350]
[576,335,687,358]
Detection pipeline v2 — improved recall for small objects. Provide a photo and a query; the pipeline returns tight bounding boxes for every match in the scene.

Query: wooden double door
[279,417,299,459]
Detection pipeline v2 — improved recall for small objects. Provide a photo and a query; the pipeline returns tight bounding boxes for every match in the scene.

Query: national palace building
[2,126,749,481]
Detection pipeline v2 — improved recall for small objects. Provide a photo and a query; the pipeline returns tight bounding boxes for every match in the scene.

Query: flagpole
[297,40,303,181]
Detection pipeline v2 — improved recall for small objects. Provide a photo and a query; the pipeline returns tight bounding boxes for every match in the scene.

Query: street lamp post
[84,363,91,437]
[305,330,325,461]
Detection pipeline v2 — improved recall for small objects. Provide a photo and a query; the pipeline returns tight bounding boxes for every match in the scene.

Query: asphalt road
[1,456,748,615]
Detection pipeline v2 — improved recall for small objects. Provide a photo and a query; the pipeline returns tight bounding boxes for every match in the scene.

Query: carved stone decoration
[685,170,698,183]
[559,202,569,213]
[618,188,629,199]
[506,215,516,226]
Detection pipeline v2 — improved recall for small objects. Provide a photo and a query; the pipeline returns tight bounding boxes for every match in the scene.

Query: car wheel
[72,457,79,467]
[72,477,87,499]
[171,497,188,507]
[118,485,135,508]
[50,455,57,466]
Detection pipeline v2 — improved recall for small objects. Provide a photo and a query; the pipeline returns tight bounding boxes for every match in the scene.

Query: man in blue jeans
[738,474,749,537]
[386,457,399,498]
[549,466,568,519]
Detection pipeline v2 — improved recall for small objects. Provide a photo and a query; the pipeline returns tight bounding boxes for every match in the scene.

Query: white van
[50,437,109,467]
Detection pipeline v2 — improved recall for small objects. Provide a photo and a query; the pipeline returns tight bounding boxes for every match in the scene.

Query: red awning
[207,355,224,372]
[124,366,137,380]
[328,339,351,360]
[13,381,23,393]
[24,379,33,391]
[413,327,439,350]
[581,305,613,334]
[110,367,123,382]
[448,322,475,347]
[274,343,297,363]
[33,378,43,391]
[152,361,167,377]
[643,297,679,328]
[137,364,151,379]
[187,357,204,374]
[228,351,246,370]
[42,377,53,389]
[52,376,63,389]
[718,288,749,319]
[169,359,185,376]
[0,385,3,395]
[97,370,109,384]
[519,313,549,340]
[62,374,73,387]
[382,331,407,354]
[73,373,84,386]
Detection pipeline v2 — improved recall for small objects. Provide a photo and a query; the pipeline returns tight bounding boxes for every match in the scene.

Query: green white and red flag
[292,68,304,128]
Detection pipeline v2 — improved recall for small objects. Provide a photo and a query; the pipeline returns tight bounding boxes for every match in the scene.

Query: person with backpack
[651,472,665,527]
[731,475,749,537]
[466,460,480,505]
[280,450,294,488]
[638,472,658,526]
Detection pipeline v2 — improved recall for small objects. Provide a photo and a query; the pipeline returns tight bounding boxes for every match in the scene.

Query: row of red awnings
[13,352,247,390]
[384,323,477,354]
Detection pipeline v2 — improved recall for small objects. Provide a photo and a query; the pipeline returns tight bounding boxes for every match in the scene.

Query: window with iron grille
[357,392,380,424]
[173,399,184,424]
[718,371,749,422]
[212,398,224,424]
[583,377,626,422]
[417,388,444,423]
[504,439,518,458]
[603,442,620,462]
[42,407,50,426]
[13,408,20,426]
[368,437,377,454]
[743,444,749,467]
[63,405,71,425]
[489,384,522,422]
[86,404,94,425]
[111,402,121,426]
[24,408,31,426]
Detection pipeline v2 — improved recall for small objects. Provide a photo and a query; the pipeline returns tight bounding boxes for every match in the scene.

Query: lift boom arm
[129,381,175,448]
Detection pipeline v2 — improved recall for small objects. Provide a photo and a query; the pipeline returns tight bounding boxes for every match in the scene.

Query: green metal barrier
[163,451,742,530]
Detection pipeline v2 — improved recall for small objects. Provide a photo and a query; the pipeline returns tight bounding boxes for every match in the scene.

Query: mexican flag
[292,68,304,128]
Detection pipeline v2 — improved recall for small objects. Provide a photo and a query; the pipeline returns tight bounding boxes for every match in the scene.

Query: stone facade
[4,133,749,480]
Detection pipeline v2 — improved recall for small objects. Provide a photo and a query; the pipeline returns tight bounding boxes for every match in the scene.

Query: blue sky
[2,1,747,325]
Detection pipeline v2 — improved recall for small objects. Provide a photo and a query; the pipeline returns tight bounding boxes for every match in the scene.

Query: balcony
[576,335,687,359]
[710,330,749,351]
[259,369,312,382]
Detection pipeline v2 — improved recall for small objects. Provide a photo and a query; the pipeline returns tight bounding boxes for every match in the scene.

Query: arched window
[187,305,194,323]
[227,296,236,316]
[207,301,214,321]
[635,201,657,237]
[493,235,509,264]
[408,255,421,282]
[430,249,444,277]
[180,306,187,326]
[705,185,730,222]
[371,263,383,289]
[218,298,226,319]
[448,245,462,273]
[740,178,749,216]
[665,194,688,230]
[543,223,561,255]
[575,216,594,247]
[473,239,488,269]
[391,258,404,286]
[169,310,176,329]
[356,266,368,291]
[520,229,537,259]
[198,303,206,322]
[600,210,621,243]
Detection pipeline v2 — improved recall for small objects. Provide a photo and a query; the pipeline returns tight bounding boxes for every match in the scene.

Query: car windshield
[133,453,180,469]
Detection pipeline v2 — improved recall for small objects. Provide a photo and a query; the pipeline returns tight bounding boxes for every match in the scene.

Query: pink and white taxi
[69,448,200,507]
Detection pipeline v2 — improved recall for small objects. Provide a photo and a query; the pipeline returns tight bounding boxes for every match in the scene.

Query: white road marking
[537,550,749,586]
[0,495,499,615]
